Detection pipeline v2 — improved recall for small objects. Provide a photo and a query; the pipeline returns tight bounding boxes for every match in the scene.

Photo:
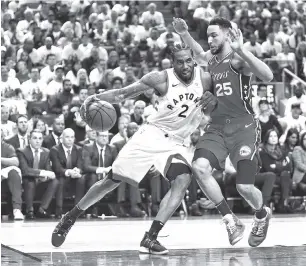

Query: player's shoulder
[142,70,168,84]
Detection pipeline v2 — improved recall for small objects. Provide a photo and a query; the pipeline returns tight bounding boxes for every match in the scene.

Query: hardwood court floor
[1,214,306,265]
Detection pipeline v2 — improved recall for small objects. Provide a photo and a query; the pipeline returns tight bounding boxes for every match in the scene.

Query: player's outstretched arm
[229,28,273,82]
[172,18,209,65]
[86,71,166,104]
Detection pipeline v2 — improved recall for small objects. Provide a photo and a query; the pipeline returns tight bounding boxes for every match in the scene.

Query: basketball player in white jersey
[51,43,217,254]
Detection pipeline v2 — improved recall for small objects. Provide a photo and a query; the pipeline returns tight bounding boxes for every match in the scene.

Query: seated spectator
[159,35,175,61]
[140,3,165,32]
[48,20,64,45]
[285,82,306,116]
[146,27,160,50]
[1,65,21,99]
[17,129,58,219]
[89,59,107,87]
[73,69,90,94]
[261,32,282,58]
[295,41,306,80]
[61,12,82,39]
[282,128,300,156]
[77,125,97,147]
[50,128,84,218]
[6,114,29,150]
[62,37,86,62]
[65,104,87,143]
[42,115,65,150]
[124,67,138,87]
[66,60,82,86]
[48,79,74,115]
[40,54,57,85]
[157,23,181,50]
[33,118,49,136]
[129,39,154,68]
[276,43,296,72]
[117,20,132,45]
[111,56,128,81]
[57,28,74,49]
[257,99,283,140]
[280,103,306,144]
[110,116,129,145]
[103,10,119,33]
[288,24,306,50]
[82,131,117,217]
[113,38,129,59]
[243,34,263,58]
[1,129,24,220]
[71,88,88,107]
[79,33,93,58]
[16,8,34,35]
[112,122,146,217]
[83,47,105,74]
[45,65,65,97]
[16,38,40,65]
[130,100,145,126]
[21,68,47,102]
[1,104,16,140]
[272,20,290,45]
[130,16,150,42]
[107,50,119,70]
[260,129,292,212]
[161,58,172,70]
[37,37,62,64]
[292,132,306,194]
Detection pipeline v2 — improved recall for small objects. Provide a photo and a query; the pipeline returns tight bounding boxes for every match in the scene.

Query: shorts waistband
[210,115,256,125]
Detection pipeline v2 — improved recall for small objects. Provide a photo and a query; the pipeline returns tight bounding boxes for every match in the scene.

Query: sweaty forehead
[174,50,193,60]
[207,25,224,35]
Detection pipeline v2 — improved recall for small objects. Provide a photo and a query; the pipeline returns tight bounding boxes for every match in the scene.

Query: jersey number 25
[216,82,233,97]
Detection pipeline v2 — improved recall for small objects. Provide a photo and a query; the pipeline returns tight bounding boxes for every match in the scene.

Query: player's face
[173,50,194,82]
[207,25,227,55]
[268,131,278,145]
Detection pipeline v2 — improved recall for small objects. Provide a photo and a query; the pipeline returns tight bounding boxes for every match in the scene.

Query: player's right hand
[199,91,218,113]
[172,17,188,35]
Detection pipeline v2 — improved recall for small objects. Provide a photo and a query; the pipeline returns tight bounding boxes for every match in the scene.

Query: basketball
[80,100,117,132]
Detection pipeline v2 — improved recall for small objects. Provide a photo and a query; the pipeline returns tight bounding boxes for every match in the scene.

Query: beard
[210,43,224,55]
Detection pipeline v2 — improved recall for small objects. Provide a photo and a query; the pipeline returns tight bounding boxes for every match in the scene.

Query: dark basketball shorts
[194,115,261,170]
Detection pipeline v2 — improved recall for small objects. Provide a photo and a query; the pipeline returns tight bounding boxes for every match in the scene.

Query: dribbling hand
[80,94,99,121]
[172,17,188,35]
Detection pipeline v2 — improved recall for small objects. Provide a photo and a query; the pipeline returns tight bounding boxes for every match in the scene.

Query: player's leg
[230,123,271,247]
[192,129,245,245]
[139,163,192,255]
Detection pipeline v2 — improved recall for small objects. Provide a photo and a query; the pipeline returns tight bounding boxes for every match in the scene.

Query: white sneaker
[13,209,24,220]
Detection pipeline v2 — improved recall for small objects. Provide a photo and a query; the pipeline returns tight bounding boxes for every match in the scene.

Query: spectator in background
[146,27,160,50]
[61,12,82,39]
[42,115,65,150]
[16,38,40,65]
[73,69,90,94]
[40,11,55,31]
[62,37,85,62]
[89,59,107,87]
[285,83,306,117]
[17,129,58,219]
[21,68,46,102]
[103,10,119,32]
[107,50,119,70]
[45,65,65,97]
[272,20,290,45]
[93,17,106,42]
[243,34,263,58]
[57,28,74,49]
[276,43,296,72]
[15,60,30,85]
[130,39,154,68]
[132,17,151,42]
[1,128,24,220]
[159,34,175,61]
[37,37,62,64]
[161,58,172,70]
[282,128,300,156]
[288,24,306,50]
[65,104,87,143]
[130,100,145,126]
[16,8,34,35]
[82,131,117,217]
[257,99,283,141]
[140,3,165,31]
[260,129,292,213]
[48,79,74,115]
[6,114,29,150]
[78,125,97,147]
[295,41,306,79]
[48,20,64,45]
[1,65,21,99]
[261,32,282,58]
[111,56,127,81]
[4,18,23,45]
[66,61,82,86]
[82,47,101,74]
[292,132,306,194]
[157,23,181,49]
[1,105,16,140]
[33,119,49,136]
[50,128,83,219]
[79,33,93,56]
[110,116,129,145]
[40,54,57,85]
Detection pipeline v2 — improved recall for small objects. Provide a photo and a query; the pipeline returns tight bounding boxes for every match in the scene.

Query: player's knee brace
[166,163,191,182]
[193,148,221,171]
[236,159,257,185]
[106,170,122,183]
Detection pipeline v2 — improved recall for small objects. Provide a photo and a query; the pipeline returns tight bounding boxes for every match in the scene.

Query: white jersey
[147,67,204,140]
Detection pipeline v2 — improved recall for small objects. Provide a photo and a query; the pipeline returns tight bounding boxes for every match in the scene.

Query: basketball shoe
[248,206,272,247]
[51,213,76,247]
[139,232,169,255]
[222,214,245,245]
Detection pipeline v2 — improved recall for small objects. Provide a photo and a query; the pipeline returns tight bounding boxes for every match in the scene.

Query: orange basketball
[80,100,117,132]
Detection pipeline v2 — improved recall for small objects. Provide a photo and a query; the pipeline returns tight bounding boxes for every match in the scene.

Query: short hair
[16,114,28,123]
[134,100,146,108]
[258,99,269,106]
[62,79,71,85]
[112,77,123,86]
[209,17,232,29]
[171,42,193,60]
[30,129,43,138]
[46,53,56,61]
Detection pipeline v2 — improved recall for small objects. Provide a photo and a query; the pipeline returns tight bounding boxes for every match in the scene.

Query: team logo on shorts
[239,145,251,157]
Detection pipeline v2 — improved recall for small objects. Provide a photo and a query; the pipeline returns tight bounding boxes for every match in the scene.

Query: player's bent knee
[193,148,220,171]
[236,184,254,194]
[172,173,192,190]
[166,163,191,183]
[192,158,213,177]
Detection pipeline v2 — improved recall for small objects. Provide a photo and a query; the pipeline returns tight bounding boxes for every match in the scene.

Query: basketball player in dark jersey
[173,17,274,247]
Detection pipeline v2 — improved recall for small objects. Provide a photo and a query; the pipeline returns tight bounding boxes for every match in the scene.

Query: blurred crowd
[1,0,306,221]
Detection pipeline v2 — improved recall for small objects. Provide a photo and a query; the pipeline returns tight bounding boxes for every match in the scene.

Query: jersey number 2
[216,82,233,96]
[178,104,189,118]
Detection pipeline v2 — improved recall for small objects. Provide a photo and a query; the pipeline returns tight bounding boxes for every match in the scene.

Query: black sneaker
[51,213,76,247]
[222,214,245,246]
[139,232,169,255]
[248,207,272,247]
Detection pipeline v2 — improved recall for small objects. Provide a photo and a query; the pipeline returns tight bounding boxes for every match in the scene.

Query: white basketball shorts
[112,124,194,186]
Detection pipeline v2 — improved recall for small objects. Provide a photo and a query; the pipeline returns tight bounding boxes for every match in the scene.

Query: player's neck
[216,45,232,62]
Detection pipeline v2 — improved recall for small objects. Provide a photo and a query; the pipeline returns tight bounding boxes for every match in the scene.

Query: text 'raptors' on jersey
[208,52,254,118]
[147,67,204,140]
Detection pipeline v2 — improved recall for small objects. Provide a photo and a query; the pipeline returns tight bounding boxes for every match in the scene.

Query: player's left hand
[199,91,218,114]
[227,26,244,52]
[80,95,99,121]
